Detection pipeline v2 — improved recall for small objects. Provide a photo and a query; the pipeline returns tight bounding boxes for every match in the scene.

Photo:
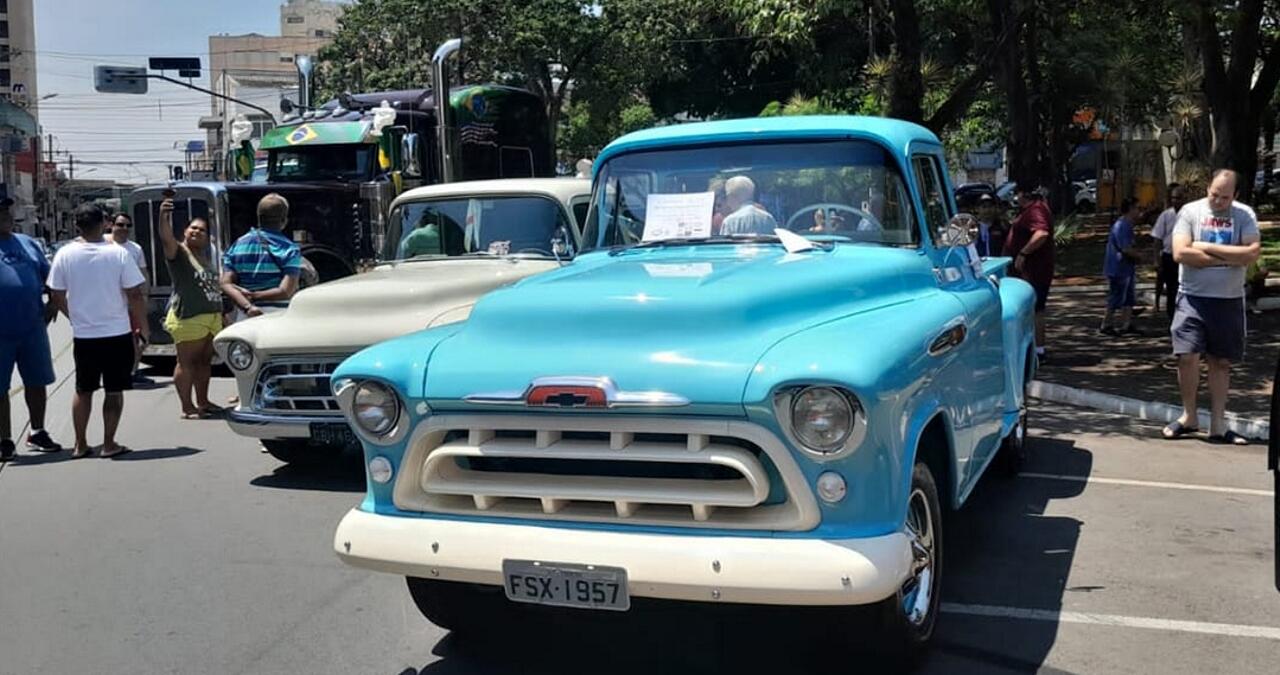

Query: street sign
[178,69,201,79]
[94,65,148,94]
[148,57,202,72]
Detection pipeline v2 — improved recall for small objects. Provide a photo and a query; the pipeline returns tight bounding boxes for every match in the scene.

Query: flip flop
[199,403,226,416]
[100,445,132,459]
[1208,431,1249,446]
[181,410,209,420]
[1161,420,1198,439]
[70,447,93,459]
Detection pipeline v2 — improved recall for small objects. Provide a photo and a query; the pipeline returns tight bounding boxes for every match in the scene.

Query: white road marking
[941,603,1280,640]
[1019,472,1273,497]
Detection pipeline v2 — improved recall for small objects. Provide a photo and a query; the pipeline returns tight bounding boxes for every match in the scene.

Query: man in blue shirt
[1100,197,1143,336]
[0,197,62,460]
[219,193,303,319]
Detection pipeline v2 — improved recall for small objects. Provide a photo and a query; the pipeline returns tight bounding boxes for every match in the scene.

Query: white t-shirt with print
[48,240,147,339]
[1172,198,1260,299]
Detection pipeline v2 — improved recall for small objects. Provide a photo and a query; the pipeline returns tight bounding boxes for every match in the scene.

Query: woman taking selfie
[156,196,224,418]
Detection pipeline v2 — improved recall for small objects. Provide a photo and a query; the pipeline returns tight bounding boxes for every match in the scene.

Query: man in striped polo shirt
[220,193,302,319]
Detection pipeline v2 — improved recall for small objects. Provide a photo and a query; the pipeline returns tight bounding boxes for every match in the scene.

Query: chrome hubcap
[901,487,936,627]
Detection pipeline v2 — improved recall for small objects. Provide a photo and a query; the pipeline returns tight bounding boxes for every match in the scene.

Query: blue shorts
[1171,294,1246,361]
[1106,274,1136,310]
[0,328,56,393]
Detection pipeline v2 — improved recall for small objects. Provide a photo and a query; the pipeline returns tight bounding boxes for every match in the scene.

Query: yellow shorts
[163,309,223,345]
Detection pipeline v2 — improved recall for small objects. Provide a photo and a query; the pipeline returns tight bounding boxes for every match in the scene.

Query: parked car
[954,182,995,211]
[328,116,1037,660]
[213,178,591,465]
[1072,180,1096,212]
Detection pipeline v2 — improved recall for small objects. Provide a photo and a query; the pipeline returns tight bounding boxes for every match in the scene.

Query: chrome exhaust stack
[432,38,462,184]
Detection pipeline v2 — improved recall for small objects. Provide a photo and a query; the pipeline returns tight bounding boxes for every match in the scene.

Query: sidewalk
[1036,290,1277,423]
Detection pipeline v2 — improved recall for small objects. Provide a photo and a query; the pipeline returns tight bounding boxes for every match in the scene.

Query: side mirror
[551,226,571,258]
[402,133,423,178]
[939,213,978,248]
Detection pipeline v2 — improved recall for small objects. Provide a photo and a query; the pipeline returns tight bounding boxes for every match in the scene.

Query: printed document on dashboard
[642,192,715,241]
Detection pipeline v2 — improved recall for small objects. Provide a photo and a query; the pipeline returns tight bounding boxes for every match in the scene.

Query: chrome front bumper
[226,409,338,439]
[334,508,912,606]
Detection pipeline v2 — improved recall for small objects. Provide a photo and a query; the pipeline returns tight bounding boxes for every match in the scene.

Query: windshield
[268,143,375,182]
[385,195,572,261]
[583,140,917,251]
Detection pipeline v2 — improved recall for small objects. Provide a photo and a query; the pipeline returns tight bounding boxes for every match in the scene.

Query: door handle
[928,322,968,356]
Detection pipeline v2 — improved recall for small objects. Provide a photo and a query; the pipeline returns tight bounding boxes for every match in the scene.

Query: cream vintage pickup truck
[213,178,590,465]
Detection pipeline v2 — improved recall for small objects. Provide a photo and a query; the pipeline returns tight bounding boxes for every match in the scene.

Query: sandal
[199,403,226,416]
[1208,431,1249,446]
[1162,420,1198,439]
[70,446,93,459]
[100,445,132,459]
[181,410,209,420]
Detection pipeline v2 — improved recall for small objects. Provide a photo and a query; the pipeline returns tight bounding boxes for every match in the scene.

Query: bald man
[1164,169,1261,445]
[719,176,777,235]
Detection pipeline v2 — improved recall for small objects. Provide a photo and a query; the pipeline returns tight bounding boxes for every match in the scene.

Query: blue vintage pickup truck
[330,116,1037,658]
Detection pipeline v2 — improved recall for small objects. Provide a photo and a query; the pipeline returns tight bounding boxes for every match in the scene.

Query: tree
[1187,0,1280,200]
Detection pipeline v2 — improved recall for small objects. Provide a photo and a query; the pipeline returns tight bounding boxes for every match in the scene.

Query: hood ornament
[465,376,689,409]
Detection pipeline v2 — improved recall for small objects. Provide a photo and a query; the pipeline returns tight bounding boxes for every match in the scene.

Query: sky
[34,0,289,183]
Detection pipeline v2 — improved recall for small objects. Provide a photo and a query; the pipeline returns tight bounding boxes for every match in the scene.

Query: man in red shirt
[1004,184,1055,359]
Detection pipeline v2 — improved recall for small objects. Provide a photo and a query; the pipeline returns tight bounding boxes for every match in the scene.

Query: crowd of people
[0,193,302,461]
[0,170,1269,458]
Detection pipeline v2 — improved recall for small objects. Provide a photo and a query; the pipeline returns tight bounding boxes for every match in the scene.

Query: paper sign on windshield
[642,192,715,242]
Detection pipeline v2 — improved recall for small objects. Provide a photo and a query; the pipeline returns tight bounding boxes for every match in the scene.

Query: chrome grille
[252,357,346,416]
[392,415,821,531]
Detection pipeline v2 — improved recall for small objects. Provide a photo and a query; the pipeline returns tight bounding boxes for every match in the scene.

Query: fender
[901,400,960,510]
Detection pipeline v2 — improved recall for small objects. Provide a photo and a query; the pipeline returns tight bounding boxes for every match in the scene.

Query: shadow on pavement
[391,433,1095,675]
[250,459,365,493]
[5,445,202,465]
[110,446,203,461]
[924,434,1093,673]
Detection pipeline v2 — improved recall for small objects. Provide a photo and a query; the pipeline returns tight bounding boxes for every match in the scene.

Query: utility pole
[68,154,74,181]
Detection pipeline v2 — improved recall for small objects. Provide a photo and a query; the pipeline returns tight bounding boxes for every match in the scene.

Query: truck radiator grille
[392,417,820,531]
[252,357,346,416]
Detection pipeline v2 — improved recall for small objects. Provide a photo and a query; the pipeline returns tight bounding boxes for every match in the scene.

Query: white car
[214,178,591,465]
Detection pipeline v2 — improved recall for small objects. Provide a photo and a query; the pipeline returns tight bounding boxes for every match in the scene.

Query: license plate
[502,560,630,611]
[310,422,357,447]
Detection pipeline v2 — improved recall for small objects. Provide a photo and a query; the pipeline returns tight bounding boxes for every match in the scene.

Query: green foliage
[758,95,844,117]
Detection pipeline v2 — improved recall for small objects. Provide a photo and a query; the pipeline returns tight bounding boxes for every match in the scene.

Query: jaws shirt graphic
[1172,198,1259,299]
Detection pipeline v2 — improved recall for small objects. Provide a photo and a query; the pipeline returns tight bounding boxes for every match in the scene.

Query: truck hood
[426,244,936,412]
[220,257,558,354]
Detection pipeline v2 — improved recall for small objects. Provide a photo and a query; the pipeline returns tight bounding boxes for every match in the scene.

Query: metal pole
[1269,353,1279,591]
[148,74,276,123]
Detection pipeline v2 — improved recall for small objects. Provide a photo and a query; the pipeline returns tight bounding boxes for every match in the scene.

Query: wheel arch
[904,407,956,511]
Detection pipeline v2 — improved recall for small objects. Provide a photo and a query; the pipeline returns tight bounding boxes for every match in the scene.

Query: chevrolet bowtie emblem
[464,377,691,409]
[526,386,607,408]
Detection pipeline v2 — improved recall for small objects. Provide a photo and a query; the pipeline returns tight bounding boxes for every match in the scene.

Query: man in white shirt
[111,212,152,383]
[48,204,149,459]
[1149,184,1185,318]
[719,176,778,235]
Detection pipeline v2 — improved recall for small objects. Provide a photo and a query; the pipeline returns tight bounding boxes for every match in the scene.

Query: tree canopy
[316,0,1280,201]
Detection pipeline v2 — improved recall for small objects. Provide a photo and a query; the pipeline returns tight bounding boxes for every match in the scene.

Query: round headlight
[790,387,855,452]
[226,340,254,371]
[353,381,400,436]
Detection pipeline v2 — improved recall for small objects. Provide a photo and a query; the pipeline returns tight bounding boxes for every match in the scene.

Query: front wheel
[876,460,943,660]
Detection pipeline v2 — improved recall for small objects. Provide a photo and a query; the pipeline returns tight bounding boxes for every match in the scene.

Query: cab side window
[911,156,951,243]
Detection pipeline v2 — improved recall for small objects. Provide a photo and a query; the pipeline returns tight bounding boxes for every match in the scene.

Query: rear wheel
[875,460,943,661]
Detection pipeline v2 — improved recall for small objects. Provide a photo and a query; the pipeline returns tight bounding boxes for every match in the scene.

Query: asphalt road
[1,322,1277,674]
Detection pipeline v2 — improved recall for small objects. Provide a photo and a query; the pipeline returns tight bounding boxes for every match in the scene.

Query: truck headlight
[353,381,400,436]
[790,387,857,453]
[226,340,254,371]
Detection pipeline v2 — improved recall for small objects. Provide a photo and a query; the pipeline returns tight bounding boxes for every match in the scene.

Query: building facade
[202,0,342,177]
[0,0,41,235]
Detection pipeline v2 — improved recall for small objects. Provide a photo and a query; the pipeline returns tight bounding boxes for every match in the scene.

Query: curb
[1028,379,1270,441]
